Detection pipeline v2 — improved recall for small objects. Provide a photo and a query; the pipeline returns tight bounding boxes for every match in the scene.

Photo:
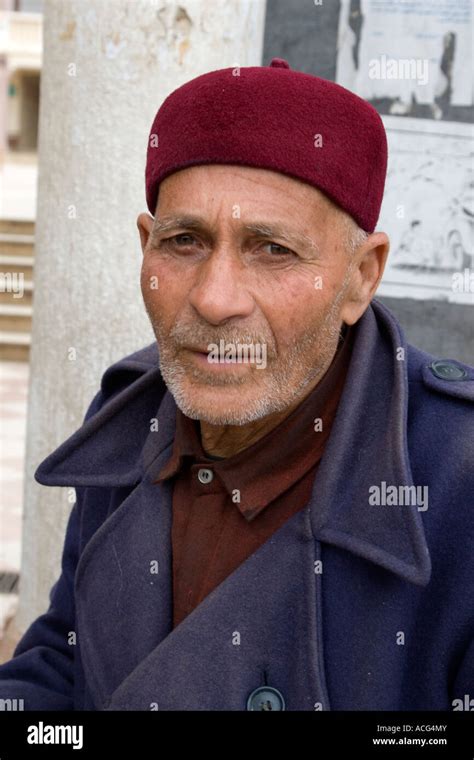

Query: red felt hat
[145,58,388,233]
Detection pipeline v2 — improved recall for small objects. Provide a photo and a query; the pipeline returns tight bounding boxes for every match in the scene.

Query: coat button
[246,686,285,711]
[197,468,213,484]
[429,360,467,381]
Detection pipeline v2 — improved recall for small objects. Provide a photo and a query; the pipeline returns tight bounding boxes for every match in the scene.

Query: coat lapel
[34,299,431,710]
[103,494,326,711]
[70,386,328,710]
[74,462,175,709]
[310,300,432,587]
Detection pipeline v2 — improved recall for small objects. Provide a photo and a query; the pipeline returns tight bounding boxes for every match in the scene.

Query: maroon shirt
[155,326,355,629]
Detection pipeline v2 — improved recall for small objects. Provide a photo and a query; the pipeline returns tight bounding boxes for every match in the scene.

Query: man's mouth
[184,345,210,355]
[181,344,253,371]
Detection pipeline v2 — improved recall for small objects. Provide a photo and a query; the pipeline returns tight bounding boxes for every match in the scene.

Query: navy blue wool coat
[0,299,472,710]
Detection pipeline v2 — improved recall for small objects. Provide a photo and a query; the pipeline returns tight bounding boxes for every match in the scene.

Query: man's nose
[187,249,255,325]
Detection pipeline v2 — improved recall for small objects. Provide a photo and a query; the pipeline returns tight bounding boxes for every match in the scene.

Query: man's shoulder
[372,299,474,406]
[99,341,160,392]
[85,342,160,420]
[404,341,474,485]
[406,341,474,406]
[105,341,159,371]
[34,342,165,488]
[404,341,473,534]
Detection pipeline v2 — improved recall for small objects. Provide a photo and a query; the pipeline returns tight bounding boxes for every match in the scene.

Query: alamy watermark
[369,481,429,512]
[0,697,24,710]
[206,340,267,369]
[368,55,429,86]
[27,721,83,750]
[0,271,24,299]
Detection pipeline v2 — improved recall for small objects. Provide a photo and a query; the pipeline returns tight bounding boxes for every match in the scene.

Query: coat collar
[35,299,431,587]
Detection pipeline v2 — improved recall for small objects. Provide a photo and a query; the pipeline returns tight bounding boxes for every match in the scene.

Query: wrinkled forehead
[153,164,339,223]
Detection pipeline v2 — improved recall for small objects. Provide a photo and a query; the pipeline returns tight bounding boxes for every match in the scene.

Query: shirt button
[197,468,213,484]
[246,686,285,711]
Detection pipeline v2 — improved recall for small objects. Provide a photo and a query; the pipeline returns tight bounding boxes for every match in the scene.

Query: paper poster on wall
[376,116,473,304]
[334,0,473,303]
[336,0,473,121]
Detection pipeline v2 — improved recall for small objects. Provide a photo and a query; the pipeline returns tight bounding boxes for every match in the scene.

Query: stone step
[0,233,35,244]
[0,220,35,236]
[0,224,35,360]
[0,331,30,362]
[0,254,34,278]
[0,280,33,306]
[0,304,32,333]
[0,233,35,257]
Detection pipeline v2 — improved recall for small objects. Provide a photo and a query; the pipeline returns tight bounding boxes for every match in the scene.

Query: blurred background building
[0,0,42,360]
[0,0,472,661]
[0,0,42,657]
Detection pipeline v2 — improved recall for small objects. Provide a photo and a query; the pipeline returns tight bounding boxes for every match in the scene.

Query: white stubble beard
[147,271,351,426]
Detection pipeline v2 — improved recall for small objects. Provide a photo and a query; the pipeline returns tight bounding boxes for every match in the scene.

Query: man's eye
[166,233,197,246]
[263,242,294,257]
[159,236,294,257]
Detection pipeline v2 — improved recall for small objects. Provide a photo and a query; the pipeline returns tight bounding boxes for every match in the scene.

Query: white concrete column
[15,0,267,633]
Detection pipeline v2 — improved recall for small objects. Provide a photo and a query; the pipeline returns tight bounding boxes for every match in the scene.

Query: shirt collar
[155,325,354,520]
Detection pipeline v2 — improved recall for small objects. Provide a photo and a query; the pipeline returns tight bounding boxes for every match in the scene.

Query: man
[0,59,472,711]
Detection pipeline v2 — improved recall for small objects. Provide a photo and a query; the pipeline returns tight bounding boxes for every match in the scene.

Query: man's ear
[340,232,390,325]
[137,212,154,254]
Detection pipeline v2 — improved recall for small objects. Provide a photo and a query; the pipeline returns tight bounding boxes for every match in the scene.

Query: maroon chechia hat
[145,58,388,233]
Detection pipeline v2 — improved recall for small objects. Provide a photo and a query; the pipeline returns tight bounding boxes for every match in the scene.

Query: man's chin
[159,358,295,425]
[163,376,284,426]
[178,407,253,426]
[169,384,262,426]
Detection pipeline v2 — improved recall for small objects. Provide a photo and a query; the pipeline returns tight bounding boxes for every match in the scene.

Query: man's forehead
[158,163,332,206]
[152,168,335,244]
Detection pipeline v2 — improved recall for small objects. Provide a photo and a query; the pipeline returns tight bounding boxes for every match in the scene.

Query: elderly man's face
[138,164,386,427]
